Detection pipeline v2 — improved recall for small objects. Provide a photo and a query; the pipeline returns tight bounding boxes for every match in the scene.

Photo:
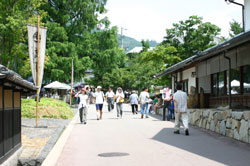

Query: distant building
[0,65,36,165]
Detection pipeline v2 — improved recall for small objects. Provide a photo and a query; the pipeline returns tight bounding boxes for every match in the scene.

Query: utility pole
[120,26,127,49]
[70,57,73,105]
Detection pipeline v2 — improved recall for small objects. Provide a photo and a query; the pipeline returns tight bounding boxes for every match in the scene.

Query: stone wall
[189,109,250,144]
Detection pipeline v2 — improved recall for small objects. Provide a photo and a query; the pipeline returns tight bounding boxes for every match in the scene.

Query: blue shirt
[130,94,138,104]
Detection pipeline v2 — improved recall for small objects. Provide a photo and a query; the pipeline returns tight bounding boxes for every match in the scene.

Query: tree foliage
[229,20,243,38]
[0,0,47,72]
[162,15,221,60]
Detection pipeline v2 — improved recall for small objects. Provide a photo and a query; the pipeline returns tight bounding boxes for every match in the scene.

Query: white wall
[183,67,196,93]
[245,0,250,31]
[171,67,196,94]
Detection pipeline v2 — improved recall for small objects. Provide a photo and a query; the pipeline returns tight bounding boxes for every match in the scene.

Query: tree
[162,15,221,60]
[229,20,243,38]
[0,0,46,71]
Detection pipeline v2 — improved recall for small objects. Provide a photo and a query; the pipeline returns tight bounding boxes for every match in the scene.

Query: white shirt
[115,92,125,103]
[78,94,88,109]
[173,90,188,113]
[139,91,149,104]
[95,91,104,104]
[106,91,115,98]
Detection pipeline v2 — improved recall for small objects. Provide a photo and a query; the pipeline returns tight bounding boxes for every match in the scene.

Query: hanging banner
[27,24,47,93]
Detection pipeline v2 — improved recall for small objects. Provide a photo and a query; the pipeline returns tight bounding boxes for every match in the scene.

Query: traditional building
[0,65,36,165]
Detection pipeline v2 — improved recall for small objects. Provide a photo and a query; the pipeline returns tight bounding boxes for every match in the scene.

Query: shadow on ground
[152,121,250,166]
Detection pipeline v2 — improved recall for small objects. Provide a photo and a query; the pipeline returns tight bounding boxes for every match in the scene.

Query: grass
[22,98,74,119]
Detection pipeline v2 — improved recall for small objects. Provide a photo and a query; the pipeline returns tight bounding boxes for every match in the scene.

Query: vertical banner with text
[27,25,47,93]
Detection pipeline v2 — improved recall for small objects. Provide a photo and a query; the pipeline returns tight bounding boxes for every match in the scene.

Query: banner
[27,25,47,93]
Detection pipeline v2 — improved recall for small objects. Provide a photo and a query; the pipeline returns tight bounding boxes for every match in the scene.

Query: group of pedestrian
[75,83,189,136]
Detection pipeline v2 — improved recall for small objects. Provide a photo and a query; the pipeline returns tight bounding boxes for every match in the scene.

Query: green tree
[0,0,46,72]
[162,15,221,60]
[229,20,243,38]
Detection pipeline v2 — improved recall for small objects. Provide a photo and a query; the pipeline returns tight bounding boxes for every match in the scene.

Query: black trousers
[163,101,170,121]
[107,97,114,112]
[131,104,138,114]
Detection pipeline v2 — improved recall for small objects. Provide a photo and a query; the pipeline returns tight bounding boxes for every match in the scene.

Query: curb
[41,113,78,166]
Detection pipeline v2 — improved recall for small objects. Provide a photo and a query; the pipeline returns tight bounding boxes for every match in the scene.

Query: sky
[103,0,244,42]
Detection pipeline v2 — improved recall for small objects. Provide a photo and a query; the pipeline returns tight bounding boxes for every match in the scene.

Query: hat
[97,86,102,89]
[81,88,86,91]
[117,87,122,90]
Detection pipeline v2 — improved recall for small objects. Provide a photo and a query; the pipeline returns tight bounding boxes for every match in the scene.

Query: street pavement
[55,104,250,166]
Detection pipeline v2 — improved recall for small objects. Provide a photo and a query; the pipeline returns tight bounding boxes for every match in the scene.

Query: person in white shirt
[115,87,125,118]
[105,88,115,112]
[75,88,89,124]
[139,88,150,119]
[173,83,189,136]
[94,86,105,120]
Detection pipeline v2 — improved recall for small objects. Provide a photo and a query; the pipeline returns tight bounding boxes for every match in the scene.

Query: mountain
[117,35,159,52]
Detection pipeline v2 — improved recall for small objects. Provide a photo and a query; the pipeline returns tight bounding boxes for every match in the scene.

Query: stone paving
[55,104,250,166]
[19,112,76,166]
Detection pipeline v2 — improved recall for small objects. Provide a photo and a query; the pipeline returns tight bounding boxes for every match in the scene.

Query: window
[183,80,188,93]
[212,74,218,96]
[212,72,226,96]
[243,65,250,93]
[218,72,226,96]
[231,68,240,95]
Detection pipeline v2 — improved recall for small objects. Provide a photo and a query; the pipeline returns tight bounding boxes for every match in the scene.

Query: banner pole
[36,15,40,128]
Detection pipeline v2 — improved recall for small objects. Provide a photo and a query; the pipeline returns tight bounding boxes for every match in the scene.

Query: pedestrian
[85,86,91,104]
[129,90,139,114]
[75,88,88,124]
[173,83,189,136]
[151,95,160,114]
[105,88,115,112]
[167,94,175,121]
[162,88,171,121]
[94,86,105,120]
[139,88,150,119]
[115,87,125,118]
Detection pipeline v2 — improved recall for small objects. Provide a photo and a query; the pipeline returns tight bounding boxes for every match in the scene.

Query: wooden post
[70,57,73,105]
[36,15,40,127]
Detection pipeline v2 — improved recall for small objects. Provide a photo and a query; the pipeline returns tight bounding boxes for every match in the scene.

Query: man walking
[94,86,105,120]
[105,88,115,112]
[173,83,189,136]
[129,90,139,114]
[139,88,150,119]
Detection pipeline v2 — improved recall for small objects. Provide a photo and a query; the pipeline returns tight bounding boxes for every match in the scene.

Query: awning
[44,81,71,90]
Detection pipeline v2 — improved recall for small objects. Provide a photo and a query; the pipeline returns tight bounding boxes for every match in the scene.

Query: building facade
[0,65,36,165]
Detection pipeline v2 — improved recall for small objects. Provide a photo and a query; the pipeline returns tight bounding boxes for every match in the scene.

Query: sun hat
[97,86,102,89]
[81,88,86,91]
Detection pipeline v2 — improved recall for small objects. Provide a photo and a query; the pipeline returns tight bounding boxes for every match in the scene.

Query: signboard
[27,25,47,93]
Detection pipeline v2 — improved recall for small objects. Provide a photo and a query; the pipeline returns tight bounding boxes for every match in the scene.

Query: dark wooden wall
[0,85,21,164]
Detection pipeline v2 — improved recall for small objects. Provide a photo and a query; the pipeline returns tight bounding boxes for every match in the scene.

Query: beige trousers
[175,112,189,131]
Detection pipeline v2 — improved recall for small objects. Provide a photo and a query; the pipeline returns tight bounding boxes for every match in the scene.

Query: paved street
[56,104,250,166]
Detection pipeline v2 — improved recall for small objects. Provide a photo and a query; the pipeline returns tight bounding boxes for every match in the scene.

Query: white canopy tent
[44,81,71,90]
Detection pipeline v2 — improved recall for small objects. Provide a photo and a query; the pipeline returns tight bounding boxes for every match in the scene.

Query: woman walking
[115,87,125,118]
[75,88,89,124]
